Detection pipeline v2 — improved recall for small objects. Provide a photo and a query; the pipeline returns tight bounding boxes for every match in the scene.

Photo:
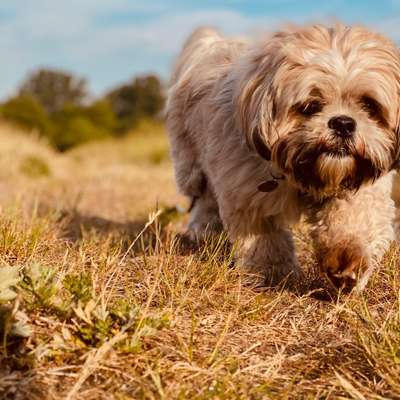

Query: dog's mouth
[273,137,383,197]
[321,139,354,158]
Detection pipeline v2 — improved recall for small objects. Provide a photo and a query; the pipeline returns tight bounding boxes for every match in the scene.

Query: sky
[1,0,400,99]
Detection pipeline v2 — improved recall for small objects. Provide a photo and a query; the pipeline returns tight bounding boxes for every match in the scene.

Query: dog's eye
[361,96,380,117]
[298,100,323,116]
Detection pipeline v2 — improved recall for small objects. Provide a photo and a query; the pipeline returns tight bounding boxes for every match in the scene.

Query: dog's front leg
[238,226,301,288]
[310,174,396,291]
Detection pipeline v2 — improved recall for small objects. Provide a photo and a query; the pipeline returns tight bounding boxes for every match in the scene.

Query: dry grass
[0,123,399,400]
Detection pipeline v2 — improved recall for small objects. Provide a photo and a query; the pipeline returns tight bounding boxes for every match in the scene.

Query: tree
[19,68,88,114]
[106,74,165,133]
[133,75,165,117]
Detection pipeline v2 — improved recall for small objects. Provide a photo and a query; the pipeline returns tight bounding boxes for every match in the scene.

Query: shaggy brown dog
[166,24,400,290]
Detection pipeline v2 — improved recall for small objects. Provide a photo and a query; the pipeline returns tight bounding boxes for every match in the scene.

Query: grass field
[0,122,399,400]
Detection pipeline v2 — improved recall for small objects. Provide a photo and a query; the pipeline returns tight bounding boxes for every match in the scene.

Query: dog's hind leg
[166,83,208,200]
[188,185,223,241]
[167,120,223,240]
[173,150,223,240]
[167,124,205,199]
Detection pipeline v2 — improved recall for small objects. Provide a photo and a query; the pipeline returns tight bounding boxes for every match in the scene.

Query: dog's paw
[318,241,368,289]
[239,259,302,289]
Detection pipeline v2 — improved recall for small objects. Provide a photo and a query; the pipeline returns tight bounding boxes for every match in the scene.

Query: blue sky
[0,0,400,99]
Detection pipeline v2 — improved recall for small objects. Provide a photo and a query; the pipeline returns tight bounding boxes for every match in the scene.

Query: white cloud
[0,1,399,98]
[72,10,272,58]
[0,2,274,96]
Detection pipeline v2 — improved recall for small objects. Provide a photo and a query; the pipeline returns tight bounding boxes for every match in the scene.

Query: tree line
[0,68,165,151]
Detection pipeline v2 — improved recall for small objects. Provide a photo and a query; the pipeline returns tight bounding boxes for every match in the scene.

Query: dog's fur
[166,24,400,290]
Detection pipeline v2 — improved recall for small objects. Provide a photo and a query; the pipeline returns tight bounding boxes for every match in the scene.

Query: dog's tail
[170,27,223,85]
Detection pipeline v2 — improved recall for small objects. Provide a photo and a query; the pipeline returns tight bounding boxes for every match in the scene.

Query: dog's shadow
[293,273,343,302]
[61,210,150,243]
[57,208,341,301]
[57,207,204,256]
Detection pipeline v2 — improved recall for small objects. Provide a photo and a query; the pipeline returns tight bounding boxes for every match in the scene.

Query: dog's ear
[391,101,400,170]
[233,36,285,161]
[392,131,400,170]
[252,127,271,160]
[235,73,276,161]
[391,50,400,171]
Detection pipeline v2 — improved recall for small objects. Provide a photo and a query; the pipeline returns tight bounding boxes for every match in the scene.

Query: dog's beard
[272,130,385,198]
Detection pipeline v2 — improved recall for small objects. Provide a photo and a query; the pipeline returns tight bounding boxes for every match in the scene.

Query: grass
[0,122,399,399]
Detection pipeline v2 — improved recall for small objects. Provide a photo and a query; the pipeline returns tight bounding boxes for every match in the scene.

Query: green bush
[47,103,115,151]
[52,115,111,151]
[0,95,54,137]
[84,100,117,133]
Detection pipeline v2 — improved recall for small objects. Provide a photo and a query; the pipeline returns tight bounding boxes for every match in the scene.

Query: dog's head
[235,24,400,199]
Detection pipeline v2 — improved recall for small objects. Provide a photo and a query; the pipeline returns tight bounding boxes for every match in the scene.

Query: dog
[166,24,400,291]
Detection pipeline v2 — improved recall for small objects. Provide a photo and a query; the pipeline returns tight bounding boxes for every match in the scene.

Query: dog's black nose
[328,115,356,138]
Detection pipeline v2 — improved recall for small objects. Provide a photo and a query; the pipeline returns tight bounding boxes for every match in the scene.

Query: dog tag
[258,180,279,192]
